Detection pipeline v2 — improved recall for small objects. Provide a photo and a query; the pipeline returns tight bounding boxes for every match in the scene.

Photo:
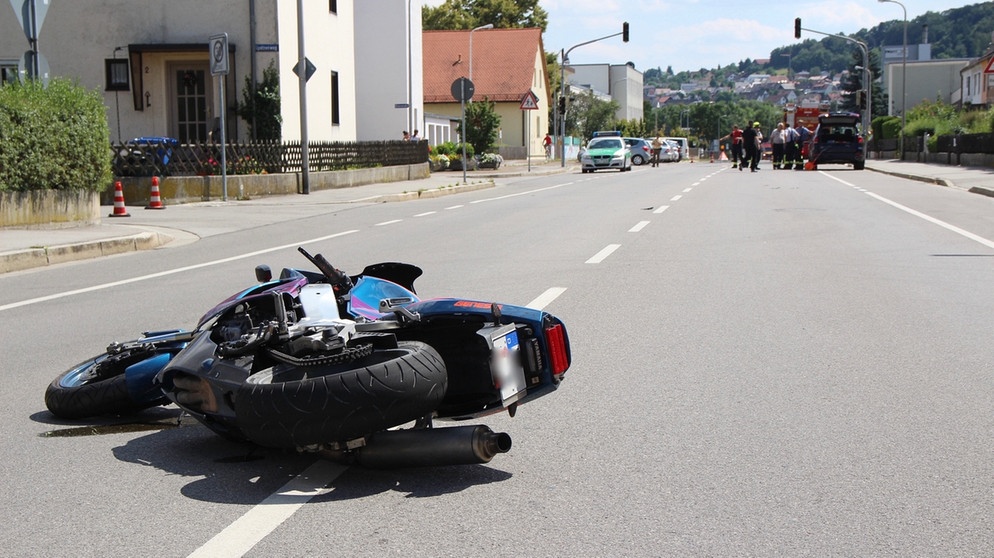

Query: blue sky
[424,1,977,75]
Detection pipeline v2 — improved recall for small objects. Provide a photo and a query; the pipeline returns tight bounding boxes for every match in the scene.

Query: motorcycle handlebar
[297,247,352,290]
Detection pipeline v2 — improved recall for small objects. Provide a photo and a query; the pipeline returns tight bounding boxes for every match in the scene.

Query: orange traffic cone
[145,176,165,209]
[109,181,130,217]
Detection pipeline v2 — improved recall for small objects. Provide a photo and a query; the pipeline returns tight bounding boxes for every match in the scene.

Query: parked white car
[663,137,689,161]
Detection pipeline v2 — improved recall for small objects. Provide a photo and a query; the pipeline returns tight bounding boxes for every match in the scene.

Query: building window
[329,0,337,13]
[1,62,17,86]
[105,59,129,91]
[330,71,340,125]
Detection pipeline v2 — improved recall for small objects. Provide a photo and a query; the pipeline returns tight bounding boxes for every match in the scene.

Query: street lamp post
[559,23,630,167]
[879,0,907,159]
[717,114,728,156]
[795,20,869,163]
[469,23,494,83]
[780,52,792,81]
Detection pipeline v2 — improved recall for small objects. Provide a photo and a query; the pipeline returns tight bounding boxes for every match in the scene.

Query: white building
[0,0,421,144]
[567,63,644,122]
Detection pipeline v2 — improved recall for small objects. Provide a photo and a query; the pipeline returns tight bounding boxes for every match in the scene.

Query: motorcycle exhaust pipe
[330,425,512,469]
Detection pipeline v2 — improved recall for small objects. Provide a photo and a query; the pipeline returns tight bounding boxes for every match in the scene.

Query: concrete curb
[865,166,954,188]
[376,180,495,202]
[0,231,171,273]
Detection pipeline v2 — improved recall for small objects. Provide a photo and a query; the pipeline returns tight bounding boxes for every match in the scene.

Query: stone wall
[3,163,428,228]
[1,189,100,228]
[103,163,430,206]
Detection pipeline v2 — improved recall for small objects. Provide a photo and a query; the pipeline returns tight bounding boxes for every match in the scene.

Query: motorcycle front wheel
[45,347,172,419]
[235,341,447,449]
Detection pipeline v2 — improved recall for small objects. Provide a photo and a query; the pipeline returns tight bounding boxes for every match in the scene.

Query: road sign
[18,49,48,84]
[984,57,994,75]
[9,0,50,41]
[293,58,316,82]
[451,77,474,102]
[209,33,229,76]
[520,90,539,110]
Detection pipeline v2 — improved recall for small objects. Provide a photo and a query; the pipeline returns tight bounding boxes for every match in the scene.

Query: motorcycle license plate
[479,324,527,406]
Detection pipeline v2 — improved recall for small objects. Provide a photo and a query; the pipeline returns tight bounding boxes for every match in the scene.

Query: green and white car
[580,137,632,173]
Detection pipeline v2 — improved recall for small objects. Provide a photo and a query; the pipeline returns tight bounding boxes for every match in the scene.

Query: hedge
[0,79,111,192]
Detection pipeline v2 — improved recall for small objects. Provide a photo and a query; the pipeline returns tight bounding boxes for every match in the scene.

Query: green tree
[568,91,618,139]
[458,96,501,153]
[840,48,886,121]
[422,0,548,31]
[236,60,282,141]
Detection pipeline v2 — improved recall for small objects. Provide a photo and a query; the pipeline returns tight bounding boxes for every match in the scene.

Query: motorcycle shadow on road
[35,408,513,502]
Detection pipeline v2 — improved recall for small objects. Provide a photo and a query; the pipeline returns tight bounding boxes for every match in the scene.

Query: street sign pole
[450,77,474,184]
[296,0,309,194]
[210,33,230,201]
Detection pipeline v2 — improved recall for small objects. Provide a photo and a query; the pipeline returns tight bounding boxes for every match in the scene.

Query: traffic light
[558,96,566,114]
[794,18,801,39]
[623,22,629,43]
[856,90,865,110]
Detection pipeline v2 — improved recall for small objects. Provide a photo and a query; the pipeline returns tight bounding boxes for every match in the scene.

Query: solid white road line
[186,460,348,558]
[0,230,361,313]
[821,172,994,251]
[586,244,621,264]
[470,182,570,204]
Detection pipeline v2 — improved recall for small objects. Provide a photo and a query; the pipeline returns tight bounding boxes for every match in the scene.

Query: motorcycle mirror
[255,265,272,283]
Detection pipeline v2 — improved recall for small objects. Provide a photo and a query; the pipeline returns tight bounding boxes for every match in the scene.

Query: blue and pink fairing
[196,273,311,328]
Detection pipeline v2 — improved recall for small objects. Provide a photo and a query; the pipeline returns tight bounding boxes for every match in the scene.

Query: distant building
[567,63,644,122]
[879,28,968,113]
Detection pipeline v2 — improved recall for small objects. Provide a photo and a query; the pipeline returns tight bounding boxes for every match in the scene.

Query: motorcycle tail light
[545,324,569,376]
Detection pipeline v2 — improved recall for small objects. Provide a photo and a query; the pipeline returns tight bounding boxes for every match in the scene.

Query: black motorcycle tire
[45,350,168,419]
[235,341,447,449]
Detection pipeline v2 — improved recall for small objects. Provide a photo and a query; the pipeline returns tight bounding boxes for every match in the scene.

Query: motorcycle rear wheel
[45,349,170,419]
[235,341,447,449]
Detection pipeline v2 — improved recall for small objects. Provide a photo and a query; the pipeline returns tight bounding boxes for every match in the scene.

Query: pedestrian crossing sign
[520,90,539,110]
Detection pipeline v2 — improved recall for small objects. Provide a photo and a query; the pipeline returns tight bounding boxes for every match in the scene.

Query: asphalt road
[3,162,994,557]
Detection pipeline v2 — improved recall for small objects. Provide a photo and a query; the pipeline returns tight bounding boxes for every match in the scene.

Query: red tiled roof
[423,28,546,104]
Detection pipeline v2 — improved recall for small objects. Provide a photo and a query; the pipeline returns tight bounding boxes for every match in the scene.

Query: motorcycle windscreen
[348,276,420,320]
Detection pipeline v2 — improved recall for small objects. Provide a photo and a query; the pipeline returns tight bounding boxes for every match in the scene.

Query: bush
[0,79,111,192]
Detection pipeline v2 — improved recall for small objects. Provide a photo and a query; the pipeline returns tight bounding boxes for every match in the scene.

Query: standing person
[742,122,761,172]
[770,123,786,169]
[651,135,663,167]
[543,133,553,160]
[782,123,798,170]
[402,131,410,141]
[719,125,744,169]
[793,123,811,170]
[411,129,421,142]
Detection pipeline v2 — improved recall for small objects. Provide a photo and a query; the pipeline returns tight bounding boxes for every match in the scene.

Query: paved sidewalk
[0,159,575,273]
[865,158,994,196]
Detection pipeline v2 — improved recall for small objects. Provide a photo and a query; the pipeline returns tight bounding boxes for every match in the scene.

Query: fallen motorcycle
[45,248,571,468]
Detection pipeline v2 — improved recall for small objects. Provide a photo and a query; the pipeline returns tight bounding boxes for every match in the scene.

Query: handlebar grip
[314,253,352,288]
